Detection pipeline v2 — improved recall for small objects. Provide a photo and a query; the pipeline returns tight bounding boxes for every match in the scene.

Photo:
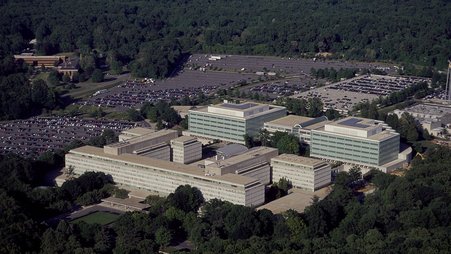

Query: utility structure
[446,60,451,102]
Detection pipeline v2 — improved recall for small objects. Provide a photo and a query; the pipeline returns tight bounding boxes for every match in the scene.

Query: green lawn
[70,211,120,225]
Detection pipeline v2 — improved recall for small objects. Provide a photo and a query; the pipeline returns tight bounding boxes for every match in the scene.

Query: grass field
[70,211,120,225]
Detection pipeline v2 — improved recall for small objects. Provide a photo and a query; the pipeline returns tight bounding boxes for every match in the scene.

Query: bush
[91,69,104,83]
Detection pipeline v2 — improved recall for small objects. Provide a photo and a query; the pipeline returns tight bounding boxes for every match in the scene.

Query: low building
[204,146,278,185]
[310,117,407,173]
[14,54,65,68]
[271,154,331,191]
[65,146,265,207]
[170,136,202,164]
[393,104,451,135]
[264,115,329,144]
[187,101,286,144]
[14,53,79,80]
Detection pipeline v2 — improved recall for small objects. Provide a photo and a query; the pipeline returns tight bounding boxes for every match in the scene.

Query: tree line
[0,0,449,80]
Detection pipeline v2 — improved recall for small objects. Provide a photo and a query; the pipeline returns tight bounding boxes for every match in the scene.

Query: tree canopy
[0,0,449,81]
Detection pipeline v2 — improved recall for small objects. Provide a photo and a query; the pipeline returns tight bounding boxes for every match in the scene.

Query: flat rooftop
[398,104,451,117]
[219,102,259,110]
[272,154,328,168]
[69,146,258,186]
[257,187,331,214]
[107,129,177,148]
[210,146,277,167]
[121,127,155,136]
[302,120,332,130]
[332,117,378,130]
[265,115,313,128]
[171,135,198,143]
[216,144,248,157]
[190,102,286,119]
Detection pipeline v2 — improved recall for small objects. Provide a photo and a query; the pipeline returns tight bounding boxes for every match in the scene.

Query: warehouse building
[271,154,331,191]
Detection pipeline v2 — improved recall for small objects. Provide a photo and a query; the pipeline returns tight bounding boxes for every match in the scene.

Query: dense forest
[0,0,450,79]
[1,144,450,253]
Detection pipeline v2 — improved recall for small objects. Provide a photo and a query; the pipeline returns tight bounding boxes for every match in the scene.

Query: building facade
[66,146,265,207]
[310,117,402,173]
[188,102,286,144]
[170,136,202,164]
[271,154,331,191]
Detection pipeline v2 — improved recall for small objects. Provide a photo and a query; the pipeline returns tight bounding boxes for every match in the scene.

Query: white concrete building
[271,154,331,191]
[170,136,202,164]
[187,101,286,144]
[310,117,409,173]
[65,146,265,207]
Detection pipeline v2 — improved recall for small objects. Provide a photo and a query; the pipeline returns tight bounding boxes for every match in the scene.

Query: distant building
[14,53,79,80]
[170,136,202,164]
[310,117,408,173]
[271,154,331,191]
[393,104,451,136]
[264,115,329,144]
[14,55,64,68]
[187,101,286,144]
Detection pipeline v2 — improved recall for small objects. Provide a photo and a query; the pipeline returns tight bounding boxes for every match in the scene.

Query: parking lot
[79,70,258,109]
[187,54,395,75]
[292,75,430,114]
[247,78,313,97]
[0,117,139,158]
[77,54,398,110]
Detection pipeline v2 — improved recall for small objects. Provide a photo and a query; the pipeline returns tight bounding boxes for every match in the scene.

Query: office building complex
[204,146,278,185]
[66,146,265,207]
[271,154,331,191]
[187,101,286,144]
[264,115,329,144]
[310,117,406,173]
[170,136,202,164]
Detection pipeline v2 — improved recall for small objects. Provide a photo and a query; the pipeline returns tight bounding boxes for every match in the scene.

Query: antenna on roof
[446,60,451,102]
